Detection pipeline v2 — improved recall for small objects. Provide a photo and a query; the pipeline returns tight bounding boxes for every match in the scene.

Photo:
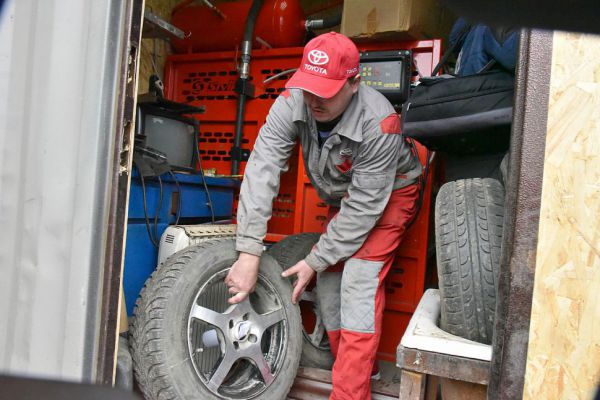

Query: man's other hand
[225,252,260,304]
[281,259,316,304]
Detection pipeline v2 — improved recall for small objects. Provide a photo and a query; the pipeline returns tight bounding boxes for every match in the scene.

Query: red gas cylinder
[171,0,306,53]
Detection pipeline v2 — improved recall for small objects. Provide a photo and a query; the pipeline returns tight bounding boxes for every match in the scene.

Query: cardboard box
[341,0,455,43]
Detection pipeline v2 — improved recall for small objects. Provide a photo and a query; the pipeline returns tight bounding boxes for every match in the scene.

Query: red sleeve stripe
[380,113,401,135]
[280,89,291,99]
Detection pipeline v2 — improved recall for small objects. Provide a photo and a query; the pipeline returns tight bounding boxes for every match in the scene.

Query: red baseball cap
[285,32,360,99]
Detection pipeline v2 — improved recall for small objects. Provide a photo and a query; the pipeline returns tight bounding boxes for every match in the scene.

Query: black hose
[305,13,342,31]
[231,0,264,175]
[231,94,247,176]
[242,0,263,54]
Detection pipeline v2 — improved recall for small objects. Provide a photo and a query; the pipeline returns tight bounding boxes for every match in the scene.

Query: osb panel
[523,32,600,400]
[138,0,180,94]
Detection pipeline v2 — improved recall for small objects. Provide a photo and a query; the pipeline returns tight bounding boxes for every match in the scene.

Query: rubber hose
[232,0,264,175]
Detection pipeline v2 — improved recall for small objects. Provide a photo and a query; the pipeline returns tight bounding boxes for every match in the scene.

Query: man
[225,32,421,400]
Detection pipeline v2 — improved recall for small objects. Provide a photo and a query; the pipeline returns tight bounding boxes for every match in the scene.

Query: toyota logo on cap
[308,50,329,65]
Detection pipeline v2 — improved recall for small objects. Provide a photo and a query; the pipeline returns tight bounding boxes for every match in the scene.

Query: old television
[135,102,199,173]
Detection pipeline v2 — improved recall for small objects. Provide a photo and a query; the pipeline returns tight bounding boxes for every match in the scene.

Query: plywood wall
[523,32,600,399]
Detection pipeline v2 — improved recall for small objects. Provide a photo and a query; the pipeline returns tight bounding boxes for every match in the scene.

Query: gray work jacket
[235,85,422,272]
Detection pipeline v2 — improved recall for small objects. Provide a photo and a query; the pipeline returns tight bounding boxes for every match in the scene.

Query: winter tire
[129,238,302,400]
[435,178,504,344]
[267,233,335,370]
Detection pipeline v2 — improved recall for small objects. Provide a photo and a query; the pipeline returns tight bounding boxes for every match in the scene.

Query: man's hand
[225,252,260,304]
[281,259,316,304]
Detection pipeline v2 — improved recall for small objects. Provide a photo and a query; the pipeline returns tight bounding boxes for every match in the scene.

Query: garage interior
[0,1,599,400]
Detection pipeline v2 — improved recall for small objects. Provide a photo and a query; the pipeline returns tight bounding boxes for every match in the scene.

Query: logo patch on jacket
[335,148,353,173]
[339,148,353,158]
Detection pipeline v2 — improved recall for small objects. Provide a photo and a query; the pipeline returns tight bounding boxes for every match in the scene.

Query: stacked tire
[435,178,505,344]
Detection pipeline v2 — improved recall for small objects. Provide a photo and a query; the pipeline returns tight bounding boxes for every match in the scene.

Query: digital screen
[360,60,404,91]
[359,49,411,106]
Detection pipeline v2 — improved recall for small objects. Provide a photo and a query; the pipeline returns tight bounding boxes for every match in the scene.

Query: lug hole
[233,341,239,350]
[242,313,249,321]
[248,334,257,343]
[229,320,234,329]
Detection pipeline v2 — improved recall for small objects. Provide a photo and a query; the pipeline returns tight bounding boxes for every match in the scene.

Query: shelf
[142,9,185,40]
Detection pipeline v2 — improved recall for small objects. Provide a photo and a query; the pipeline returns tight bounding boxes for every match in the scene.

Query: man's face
[302,77,361,122]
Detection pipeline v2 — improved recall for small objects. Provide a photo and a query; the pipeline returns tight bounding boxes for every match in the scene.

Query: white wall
[0,0,129,382]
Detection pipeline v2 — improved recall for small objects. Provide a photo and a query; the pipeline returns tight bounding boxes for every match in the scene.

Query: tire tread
[435,178,504,344]
[129,240,229,400]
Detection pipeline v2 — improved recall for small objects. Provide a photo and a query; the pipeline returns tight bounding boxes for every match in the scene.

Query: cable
[263,68,297,84]
[153,176,164,246]
[194,129,216,223]
[143,39,162,81]
[168,170,182,226]
[140,173,159,248]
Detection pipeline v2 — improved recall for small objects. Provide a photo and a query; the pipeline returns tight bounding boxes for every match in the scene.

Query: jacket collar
[291,88,364,143]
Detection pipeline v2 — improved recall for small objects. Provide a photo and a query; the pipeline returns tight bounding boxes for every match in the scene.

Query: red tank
[171,0,306,53]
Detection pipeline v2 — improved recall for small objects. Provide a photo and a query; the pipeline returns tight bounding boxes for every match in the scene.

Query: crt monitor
[135,103,198,173]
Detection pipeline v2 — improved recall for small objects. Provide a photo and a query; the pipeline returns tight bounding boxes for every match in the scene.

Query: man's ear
[350,74,361,93]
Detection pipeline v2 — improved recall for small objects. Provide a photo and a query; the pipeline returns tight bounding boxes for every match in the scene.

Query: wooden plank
[399,370,425,400]
[424,375,440,400]
[397,346,490,385]
[289,366,399,399]
[439,378,486,400]
[523,31,600,400]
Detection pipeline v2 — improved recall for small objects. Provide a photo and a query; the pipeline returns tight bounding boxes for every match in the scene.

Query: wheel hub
[187,271,287,398]
[233,320,252,341]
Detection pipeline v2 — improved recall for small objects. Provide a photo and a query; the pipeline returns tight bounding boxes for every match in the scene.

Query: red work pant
[317,184,419,400]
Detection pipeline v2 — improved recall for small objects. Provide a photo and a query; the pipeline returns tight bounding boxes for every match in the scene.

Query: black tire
[129,238,302,400]
[267,233,334,370]
[435,178,504,344]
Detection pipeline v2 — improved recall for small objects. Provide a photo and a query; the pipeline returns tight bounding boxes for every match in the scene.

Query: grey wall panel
[0,0,129,382]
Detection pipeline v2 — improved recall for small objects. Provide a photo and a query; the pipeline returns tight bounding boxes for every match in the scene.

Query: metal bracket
[235,78,256,98]
[230,146,251,162]
[143,10,185,40]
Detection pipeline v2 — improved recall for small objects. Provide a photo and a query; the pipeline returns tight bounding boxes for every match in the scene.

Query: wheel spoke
[190,304,228,331]
[231,297,254,316]
[255,307,285,332]
[248,347,274,385]
[207,352,237,392]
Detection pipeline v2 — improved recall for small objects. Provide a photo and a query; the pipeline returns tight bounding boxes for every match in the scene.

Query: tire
[267,233,334,370]
[129,238,302,400]
[435,178,504,344]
